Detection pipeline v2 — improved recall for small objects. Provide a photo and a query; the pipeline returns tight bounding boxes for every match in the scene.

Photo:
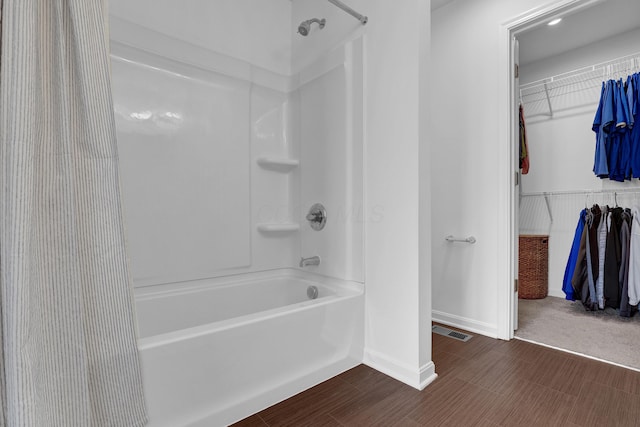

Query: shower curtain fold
[0,1,147,425]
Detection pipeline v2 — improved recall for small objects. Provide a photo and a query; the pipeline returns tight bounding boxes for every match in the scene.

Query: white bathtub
[135,270,364,426]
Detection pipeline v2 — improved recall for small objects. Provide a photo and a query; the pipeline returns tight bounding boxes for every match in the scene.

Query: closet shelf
[257,157,299,172]
[520,51,640,95]
[519,51,640,119]
[256,223,300,233]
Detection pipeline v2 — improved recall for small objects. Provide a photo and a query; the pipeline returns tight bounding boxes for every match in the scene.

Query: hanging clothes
[592,72,639,181]
[586,205,601,310]
[563,209,586,301]
[628,206,640,306]
[630,73,640,177]
[571,215,591,306]
[519,104,530,174]
[593,82,610,178]
[565,203,639,316]
[596,205,608,309]
[571,207,599,310]
[603,206,623,308]
[619,209,633,317]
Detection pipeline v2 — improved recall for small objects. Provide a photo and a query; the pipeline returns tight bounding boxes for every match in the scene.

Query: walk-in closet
[515,0,640,370]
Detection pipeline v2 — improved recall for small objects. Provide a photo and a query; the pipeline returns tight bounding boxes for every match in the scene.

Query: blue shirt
[592,82,609,177]
[610,80,629,182]
[630,73,640,177]
[563,209,587,301]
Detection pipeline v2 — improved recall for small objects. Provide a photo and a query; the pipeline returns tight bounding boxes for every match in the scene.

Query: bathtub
[135,270,364,426]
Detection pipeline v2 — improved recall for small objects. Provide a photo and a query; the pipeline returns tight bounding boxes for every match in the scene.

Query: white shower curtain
[0,1,147,425]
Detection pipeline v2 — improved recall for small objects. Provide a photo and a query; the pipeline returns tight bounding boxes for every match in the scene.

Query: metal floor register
[432,325,472,342]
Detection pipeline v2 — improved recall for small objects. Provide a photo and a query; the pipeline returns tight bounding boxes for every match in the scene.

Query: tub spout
[299,256,321,267]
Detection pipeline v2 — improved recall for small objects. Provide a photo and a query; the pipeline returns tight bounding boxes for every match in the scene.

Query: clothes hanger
[519,89,523,106]
[584,193,588,210]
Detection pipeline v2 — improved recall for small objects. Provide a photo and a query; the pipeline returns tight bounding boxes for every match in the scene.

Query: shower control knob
[306,203,327,231]
[306,212,321,222]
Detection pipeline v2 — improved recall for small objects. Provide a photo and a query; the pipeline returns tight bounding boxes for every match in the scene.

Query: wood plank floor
[232,326,640,426]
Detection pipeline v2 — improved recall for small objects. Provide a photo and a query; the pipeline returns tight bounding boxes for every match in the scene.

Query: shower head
[298,18,326,36]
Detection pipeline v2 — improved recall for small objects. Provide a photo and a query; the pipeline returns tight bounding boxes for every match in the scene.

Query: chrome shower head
[298,18,326,36]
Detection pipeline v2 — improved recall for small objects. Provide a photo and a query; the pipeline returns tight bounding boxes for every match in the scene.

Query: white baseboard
[363,348,437,391]
[432,310,498,338]
[546,288,564,299]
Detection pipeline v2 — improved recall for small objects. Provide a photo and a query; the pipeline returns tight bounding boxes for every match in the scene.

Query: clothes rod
[521,188,640,198]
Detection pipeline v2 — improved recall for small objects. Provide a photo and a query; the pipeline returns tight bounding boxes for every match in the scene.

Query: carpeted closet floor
[516,296,640,370]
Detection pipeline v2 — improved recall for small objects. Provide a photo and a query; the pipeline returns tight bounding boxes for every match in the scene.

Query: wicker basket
[518,235,549,299]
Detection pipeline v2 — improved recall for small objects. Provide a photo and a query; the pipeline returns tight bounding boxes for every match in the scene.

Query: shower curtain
[0,1,147,425]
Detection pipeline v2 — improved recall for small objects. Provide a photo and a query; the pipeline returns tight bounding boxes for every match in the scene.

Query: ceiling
[517,0,640,65]
[289,0,455,11]
[291,0,639,64]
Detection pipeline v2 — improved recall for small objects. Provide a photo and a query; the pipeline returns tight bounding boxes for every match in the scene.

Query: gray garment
[585,212,598,309]
[0,1,147,425]
[619,214,632,317]
[596,207,608,309]
[629,207,640,306]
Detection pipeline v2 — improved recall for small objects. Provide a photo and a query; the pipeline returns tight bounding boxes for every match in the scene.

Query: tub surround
[136,270,364,426]
[110,15,366,425]
[111,18,363,288]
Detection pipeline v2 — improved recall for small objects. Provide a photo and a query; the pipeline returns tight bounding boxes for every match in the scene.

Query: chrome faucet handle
[306,203,327,231]
[306,212,321,222]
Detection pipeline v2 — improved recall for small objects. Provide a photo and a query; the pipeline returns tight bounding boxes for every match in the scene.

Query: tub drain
[307,285,319,300]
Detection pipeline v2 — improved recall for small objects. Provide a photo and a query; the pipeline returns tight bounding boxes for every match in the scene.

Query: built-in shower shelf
[257,223,300,233]
[256,157,299,172]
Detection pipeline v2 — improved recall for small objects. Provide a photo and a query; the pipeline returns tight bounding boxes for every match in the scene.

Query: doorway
[506,0,640,369]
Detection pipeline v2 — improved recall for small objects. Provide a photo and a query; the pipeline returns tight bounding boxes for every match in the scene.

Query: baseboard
[546,288,564,299]
[363,348,437,391]
[432,310,498,338]
[514,336,640,373]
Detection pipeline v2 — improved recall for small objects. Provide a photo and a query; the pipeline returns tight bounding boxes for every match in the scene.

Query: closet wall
[519,28,640,299]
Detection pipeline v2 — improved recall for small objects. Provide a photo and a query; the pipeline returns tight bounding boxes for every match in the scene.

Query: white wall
[298,40,365,282]
[521,28,640,84]
[109,0,292,76]
[430,0,568,337]
[519,27,640,299]
[292,0,434,389]
[109,5,299,287]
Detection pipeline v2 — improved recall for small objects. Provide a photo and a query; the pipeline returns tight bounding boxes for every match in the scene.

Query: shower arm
[327,0,368,25]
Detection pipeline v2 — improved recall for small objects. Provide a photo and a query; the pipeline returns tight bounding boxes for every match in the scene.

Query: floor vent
[432,325,472,342]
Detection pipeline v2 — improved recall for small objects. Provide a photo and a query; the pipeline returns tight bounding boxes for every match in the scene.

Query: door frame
[497,0,606,340]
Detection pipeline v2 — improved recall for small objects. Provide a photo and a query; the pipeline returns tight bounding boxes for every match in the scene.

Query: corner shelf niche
[256,157,299,172]
[256,223,300,233]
